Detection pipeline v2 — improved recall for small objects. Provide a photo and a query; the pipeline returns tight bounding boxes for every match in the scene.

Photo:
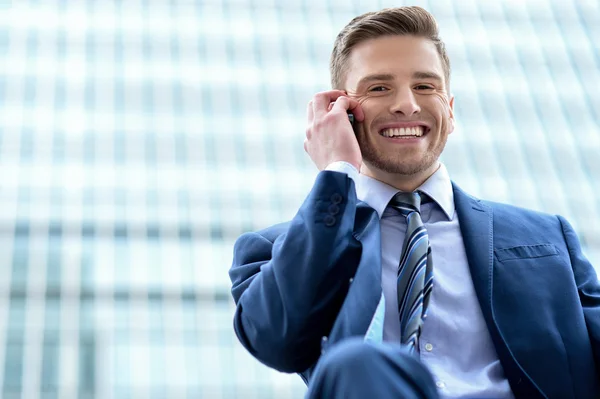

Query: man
[229,6,600,399]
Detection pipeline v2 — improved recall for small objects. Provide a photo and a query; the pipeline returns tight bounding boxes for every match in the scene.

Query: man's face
[344,35,454,179]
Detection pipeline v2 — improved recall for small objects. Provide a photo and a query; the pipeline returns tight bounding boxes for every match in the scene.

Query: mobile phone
[347,112,355,125]
[347,112,357,134]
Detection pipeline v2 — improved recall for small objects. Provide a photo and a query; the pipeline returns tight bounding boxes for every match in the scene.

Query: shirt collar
[356,163,455,221]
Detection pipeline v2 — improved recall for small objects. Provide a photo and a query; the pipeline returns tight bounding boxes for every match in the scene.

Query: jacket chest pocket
[494,243,558,262]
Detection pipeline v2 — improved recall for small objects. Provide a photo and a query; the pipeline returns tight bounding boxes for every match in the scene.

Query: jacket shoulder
[453,182,557,222]
[481,199,557,220]
[452,183,563,238]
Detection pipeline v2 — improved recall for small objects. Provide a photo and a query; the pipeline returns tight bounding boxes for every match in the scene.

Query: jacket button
[328,204,340,215]
[331,193,342,204]
[324,215,336,226]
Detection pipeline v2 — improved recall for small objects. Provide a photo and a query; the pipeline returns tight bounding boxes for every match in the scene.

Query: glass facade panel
[1,0,598,397]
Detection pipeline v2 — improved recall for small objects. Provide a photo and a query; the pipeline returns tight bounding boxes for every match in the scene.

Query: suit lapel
[451,184,494,315]
[452,183,544,398]
[325,201,383,348]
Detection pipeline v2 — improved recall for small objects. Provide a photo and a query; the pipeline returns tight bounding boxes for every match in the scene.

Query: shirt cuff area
[325,161,359,184]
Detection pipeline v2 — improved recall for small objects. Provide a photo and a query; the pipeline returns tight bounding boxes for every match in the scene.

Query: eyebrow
[412,71,444,82]
[356,73,396,88]
[356,71,443,88]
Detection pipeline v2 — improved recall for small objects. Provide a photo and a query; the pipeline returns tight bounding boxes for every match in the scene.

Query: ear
[447,95,455,134]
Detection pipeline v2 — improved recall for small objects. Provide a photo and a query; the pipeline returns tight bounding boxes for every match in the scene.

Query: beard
[357,128,448,176]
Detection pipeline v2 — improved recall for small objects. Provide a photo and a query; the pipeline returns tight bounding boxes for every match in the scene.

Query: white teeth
[381,127,424,137]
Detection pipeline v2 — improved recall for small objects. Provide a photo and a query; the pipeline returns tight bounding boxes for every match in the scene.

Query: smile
[379,126,427,138]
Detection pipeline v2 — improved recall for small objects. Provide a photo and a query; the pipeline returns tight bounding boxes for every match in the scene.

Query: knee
[319,337,391,375]
[317,337,421,381]
[311,337,438,399]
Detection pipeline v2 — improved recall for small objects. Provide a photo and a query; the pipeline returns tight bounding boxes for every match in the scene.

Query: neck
[360,162,441,192]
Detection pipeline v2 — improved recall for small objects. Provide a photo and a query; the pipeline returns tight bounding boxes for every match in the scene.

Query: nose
[389,87,421,116]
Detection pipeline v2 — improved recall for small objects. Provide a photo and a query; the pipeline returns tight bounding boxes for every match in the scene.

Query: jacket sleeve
[229,171,363,373]
[558,215,600,377]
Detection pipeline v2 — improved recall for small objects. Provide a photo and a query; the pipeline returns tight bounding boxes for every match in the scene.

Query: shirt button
[425,343,433,352]
[321,336,328,353]
[436,381,446,389]
[349,277,354,283]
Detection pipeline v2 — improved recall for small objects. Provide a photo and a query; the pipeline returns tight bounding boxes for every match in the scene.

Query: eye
[414,84,435,91]
[368,86,389,92]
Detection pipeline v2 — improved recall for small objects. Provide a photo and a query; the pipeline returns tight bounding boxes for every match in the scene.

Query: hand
[304,90,365,171]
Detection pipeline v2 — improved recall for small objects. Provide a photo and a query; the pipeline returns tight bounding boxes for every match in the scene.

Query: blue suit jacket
[229,171,600,399]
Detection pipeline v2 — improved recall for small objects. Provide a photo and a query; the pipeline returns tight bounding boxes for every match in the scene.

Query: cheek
[435,94,454,134]
[419,93,453,133]
[356,97,379,129]
[356,96,374,111]
[431,92,453,118]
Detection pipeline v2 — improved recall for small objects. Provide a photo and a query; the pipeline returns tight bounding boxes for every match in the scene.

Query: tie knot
[389,191,422,216]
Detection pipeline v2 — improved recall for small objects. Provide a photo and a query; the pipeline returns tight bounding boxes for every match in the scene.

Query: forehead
[344,35,444,88]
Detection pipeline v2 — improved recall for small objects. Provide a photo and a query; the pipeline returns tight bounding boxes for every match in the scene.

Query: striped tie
[389,191,433,352]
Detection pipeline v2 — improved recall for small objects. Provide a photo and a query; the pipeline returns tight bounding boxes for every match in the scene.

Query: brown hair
[330,6,450,90]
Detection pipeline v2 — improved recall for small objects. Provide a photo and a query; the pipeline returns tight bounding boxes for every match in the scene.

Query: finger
[347,99,365,122]
[313,90,347,116]
[331,96,351,113]
[331,96,365,122]
[306,100,314,122]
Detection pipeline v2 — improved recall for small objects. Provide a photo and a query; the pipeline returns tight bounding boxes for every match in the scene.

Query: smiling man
[229,6,600,399]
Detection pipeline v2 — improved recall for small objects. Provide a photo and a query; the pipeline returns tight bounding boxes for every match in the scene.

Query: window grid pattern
[0,0,598,398]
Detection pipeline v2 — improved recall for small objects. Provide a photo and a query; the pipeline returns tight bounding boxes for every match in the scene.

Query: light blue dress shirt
[326,162,515,399]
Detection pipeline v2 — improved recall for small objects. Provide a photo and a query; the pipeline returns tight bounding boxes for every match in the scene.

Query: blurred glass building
[1,0,598,398]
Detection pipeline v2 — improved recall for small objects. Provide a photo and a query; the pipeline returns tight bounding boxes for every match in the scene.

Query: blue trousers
[306,338,440,399]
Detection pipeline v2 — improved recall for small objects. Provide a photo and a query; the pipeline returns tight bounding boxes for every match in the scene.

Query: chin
[366,155,438,176]
[359,136,444,176]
